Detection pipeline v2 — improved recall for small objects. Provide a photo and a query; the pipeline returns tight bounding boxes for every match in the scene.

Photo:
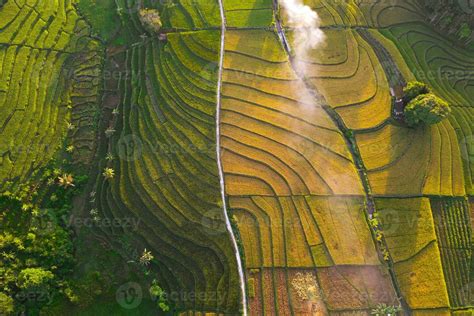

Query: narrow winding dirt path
[215,0,248,314]
[357,28,406,87]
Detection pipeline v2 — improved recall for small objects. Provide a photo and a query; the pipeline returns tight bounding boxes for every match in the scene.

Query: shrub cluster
[138,8,162,34]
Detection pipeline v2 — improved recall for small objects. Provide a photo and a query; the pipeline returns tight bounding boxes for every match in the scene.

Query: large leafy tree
[17,268,54,291]
[404,93,451,127]
[0,293,14,314]
[403,81,430,103]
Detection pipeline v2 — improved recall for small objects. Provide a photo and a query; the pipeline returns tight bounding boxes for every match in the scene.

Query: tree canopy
[0,293,14,315]
[138,8,162,34]
[17,268,54,290]
[0,168,88,314]
[404,93,451,127]
[403,81,430,102]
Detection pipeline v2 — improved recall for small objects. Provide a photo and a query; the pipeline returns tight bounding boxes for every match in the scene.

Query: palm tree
[105,153,114,161]
[103,168,115,179]
[371,304,402,316]
[58,174,75,188]
[66,121,75,130]
[89,209,100,222]
[139,248,154,266]
[105,128,116,138]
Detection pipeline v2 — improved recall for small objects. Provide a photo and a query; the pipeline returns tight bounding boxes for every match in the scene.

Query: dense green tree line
[0,166,88,314]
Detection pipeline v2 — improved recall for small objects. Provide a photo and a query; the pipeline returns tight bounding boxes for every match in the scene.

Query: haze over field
[281,0,325,76]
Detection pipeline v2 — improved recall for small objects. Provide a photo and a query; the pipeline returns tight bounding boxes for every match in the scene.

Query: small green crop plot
[431,198,472,308]
[0,0,100,190]
[224,0,273,27]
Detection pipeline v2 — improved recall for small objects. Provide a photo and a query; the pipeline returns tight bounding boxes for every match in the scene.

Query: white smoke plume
[280,0,325,77]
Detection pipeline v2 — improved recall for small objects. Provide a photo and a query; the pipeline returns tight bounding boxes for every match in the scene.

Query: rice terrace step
[0,0,472,315]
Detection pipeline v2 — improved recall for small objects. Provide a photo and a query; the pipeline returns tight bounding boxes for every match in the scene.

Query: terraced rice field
[96,0,474,313]
[356,120,466,196]
[223,0,273,28]
[221,30,363,196]
[450,107,474,195]
[3,0,473,314]
[68,46,102,165]
[0,0,100,189]
[379,23,474,195]
[220,29,401,314]
[431,198,472,308]
[299,29,393,130]
[321,5,473,316]
[381,24,474,108]
[219,1,473,314]
[376,198,450,312]
[293,24,467,196]
[166,0,221,29]
[96,29,242,312]
[284,0,425,28]
[230,196,379,268]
